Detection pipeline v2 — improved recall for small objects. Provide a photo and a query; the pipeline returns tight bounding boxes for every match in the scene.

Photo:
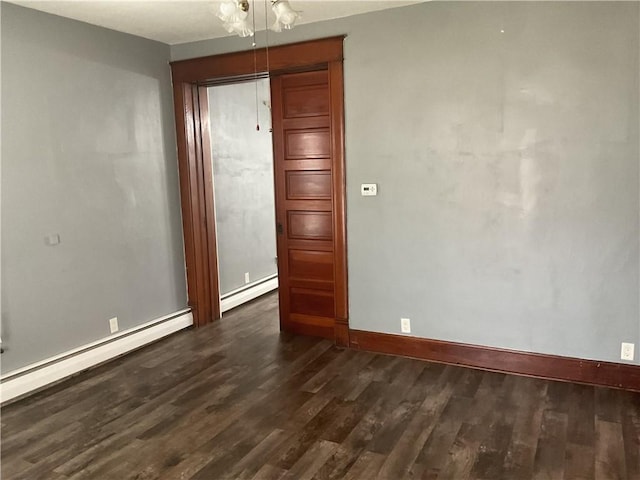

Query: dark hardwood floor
[2,292,639,479]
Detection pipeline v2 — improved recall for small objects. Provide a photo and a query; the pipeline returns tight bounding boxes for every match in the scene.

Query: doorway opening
[169,37,349,346]
[207,79,278,315]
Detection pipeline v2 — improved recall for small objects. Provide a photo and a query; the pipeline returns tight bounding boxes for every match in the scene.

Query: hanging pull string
[264,0,271,74]
[252,0,260,131]
[263,0,272,132]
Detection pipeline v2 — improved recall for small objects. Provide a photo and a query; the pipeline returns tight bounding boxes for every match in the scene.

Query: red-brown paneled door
[271,67,347,343]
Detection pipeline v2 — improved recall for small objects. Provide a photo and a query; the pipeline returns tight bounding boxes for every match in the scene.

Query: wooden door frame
[169,36,349,345]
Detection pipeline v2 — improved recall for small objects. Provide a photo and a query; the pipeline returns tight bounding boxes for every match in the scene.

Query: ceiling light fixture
[270,0,299,32]
[217,0,253,37]
[217,0,300,37]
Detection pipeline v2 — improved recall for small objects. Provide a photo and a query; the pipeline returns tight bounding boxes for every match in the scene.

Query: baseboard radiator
[220,275,278,314]
[0,309,193,404]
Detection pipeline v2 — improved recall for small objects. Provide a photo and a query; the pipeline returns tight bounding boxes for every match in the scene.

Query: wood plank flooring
[2,292,639,479]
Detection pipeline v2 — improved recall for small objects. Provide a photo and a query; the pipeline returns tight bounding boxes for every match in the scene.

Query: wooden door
[271,67,348,343]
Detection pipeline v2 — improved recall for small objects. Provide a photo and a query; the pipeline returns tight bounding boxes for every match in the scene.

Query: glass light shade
[229,20,254,37]
[219,1,238,18]
[271,0,299,32]
[218,1,253,37]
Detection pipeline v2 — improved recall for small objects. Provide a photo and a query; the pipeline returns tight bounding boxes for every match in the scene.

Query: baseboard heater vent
[0,309,193,404]
[221,275,278,313]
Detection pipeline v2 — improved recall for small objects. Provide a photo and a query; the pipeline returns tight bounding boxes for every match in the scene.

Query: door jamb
[170,37,348,345]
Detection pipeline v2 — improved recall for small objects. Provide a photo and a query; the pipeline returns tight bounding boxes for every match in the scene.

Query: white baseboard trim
[0,309,193,404]
[221,276,278,314]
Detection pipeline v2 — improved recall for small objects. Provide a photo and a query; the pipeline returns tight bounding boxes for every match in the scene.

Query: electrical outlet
[109,317,119,334]
[244,272,250,284]
[401,318,411,334]
[621,342,635,361]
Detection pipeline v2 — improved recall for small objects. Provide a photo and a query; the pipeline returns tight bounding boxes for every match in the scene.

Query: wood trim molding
[329,60,348,347]
[170,36,345,83]
[197,86,221,322]
[349,329,640,392]
[173,83,205,326]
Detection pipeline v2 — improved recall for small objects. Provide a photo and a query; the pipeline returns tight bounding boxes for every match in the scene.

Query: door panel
[272,68,343,340]
[287,211,332,240]
[290,288,335,318]
[288,250,334,282]
[286,171,332,199]
[284,87,330,118]
[285,129,331,158]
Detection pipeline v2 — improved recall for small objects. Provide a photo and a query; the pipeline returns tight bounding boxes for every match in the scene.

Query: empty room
[1,1,639,479]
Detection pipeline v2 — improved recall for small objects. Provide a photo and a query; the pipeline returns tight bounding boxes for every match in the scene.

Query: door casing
[169,37,349,346]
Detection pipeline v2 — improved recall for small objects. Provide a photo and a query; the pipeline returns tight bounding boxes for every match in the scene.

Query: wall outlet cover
[244,272,250,284]
[109,317,119,334]
[401,317,411,334]
[621,342,635,361]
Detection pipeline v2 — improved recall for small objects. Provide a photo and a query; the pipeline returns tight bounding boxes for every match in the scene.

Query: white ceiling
[9,0,425,45]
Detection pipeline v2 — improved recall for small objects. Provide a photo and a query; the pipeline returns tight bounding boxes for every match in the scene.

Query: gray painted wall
[1,3,187,373]
[208,80,277,295]
[174,1,640,364]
